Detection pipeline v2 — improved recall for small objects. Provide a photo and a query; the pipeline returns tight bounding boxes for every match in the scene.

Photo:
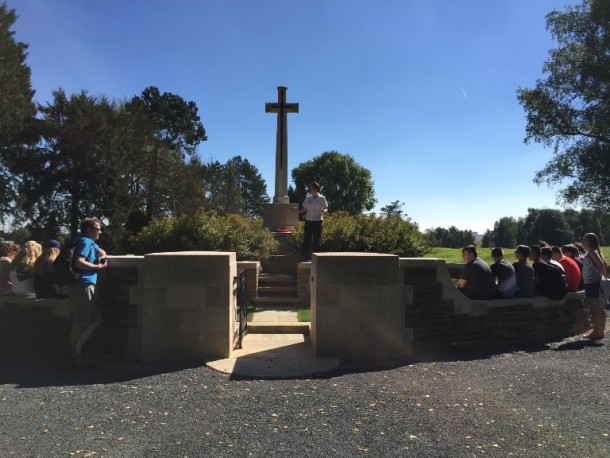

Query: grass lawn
[425,246,610,264]
[297,306,310,322]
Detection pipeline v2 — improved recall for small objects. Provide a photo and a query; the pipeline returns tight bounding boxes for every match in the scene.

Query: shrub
[287,212,428,257]
[131,211,278,261]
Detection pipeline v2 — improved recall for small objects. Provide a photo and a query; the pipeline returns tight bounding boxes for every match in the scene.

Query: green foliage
[287,211,428,257]
[517,0,610,213]
[379,200,406,219]
[481,229,494,248]
[131,211,278,261]
[0,2,36,220]
[425,226,475,248]
[205,155,269,218]
[291,151,376,214]
[127,86,207,219]
[492,217,518,247]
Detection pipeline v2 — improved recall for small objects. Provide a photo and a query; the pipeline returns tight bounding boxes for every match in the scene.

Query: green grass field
[425,246,610,264]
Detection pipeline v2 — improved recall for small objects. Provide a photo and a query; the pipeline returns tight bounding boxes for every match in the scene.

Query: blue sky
[7,0,573,232]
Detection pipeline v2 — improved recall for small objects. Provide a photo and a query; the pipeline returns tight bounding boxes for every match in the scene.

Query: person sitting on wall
[490,247,517,299]
[529,245,568,300]
[0,241,20,295]
[513,245,535,297]
[33,240,62,299]
[562,244,584,290]
[574,242,586,257]
[9,240,42,297]
[540,246,565,272]
[551,246,582,292]
[457,245,496,300]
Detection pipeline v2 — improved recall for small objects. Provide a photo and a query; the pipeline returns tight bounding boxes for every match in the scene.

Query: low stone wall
[401,258,591,356]
[0,255,262,363]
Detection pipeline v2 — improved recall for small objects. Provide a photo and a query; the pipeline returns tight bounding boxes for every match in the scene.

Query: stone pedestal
[262,203,299,231]
[310,253,409,361]
[139,251,236,362]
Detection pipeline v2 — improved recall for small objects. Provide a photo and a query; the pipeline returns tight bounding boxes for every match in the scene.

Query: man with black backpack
[68,217,107,368]
[529,245,568,300]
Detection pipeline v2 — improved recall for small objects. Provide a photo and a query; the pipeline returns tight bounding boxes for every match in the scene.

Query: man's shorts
[584,281,600,299]
[69,282,101,326]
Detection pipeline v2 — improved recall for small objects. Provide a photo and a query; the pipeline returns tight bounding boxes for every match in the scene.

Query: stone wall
[400,258,591,356]
[310,253,410,361]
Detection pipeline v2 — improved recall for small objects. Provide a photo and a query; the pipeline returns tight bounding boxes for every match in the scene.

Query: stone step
[205,334,341,378]
[248,322,310,334]
[258,273,297,286]
[257,285,298,297]
[253,296,304,306]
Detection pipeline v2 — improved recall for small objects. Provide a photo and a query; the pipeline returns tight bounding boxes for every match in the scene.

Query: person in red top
[551,246,582,292]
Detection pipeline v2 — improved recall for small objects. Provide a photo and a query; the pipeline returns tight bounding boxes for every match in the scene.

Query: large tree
[11,89,140,237]
[0,2,36,220]
[517,0,610,213]
[127,86,207,220]
[291,151,376,214]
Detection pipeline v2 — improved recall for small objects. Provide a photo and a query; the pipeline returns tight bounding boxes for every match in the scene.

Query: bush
[131,211,278,261]
[287,212,428,257]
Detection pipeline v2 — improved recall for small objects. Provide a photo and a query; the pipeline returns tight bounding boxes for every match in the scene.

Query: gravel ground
[1,325,609,457]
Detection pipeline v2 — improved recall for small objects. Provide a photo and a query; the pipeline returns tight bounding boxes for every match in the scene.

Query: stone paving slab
[251,306,299,322]
[206,334,340,377]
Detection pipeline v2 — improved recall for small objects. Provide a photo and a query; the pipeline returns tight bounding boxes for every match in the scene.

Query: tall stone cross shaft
[265,86,299,204]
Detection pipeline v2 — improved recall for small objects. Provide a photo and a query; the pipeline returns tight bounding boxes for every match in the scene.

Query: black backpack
[537,261,569,300]
[53,239,91,287]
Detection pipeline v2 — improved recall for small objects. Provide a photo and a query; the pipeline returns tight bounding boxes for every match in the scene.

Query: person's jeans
[302,220,323,260]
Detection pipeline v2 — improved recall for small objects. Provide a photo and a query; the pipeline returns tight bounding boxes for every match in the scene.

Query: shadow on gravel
[552,340,605,351]
[0,352,204,388]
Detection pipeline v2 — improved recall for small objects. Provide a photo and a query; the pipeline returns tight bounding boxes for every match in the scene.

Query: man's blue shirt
[74,236,100,285]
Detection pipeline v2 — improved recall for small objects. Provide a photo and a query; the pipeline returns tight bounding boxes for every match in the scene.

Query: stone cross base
[263,203,299,231]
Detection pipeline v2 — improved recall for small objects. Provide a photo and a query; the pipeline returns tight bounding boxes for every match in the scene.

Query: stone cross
[265,86,299,204]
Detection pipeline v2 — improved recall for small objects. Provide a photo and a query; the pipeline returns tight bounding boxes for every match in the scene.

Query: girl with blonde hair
[9,240,42,297]
[33,240,62,298]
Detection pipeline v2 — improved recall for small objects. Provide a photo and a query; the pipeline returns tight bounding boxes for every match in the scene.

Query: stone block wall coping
[144,251,236,257]
[107,255,144,268]
[0,295,72,317]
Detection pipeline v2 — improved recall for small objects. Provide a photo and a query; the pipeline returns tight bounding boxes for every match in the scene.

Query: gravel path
[1,328,609,457]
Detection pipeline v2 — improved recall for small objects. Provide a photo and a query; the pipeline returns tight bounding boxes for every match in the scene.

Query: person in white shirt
[295,182,328,261]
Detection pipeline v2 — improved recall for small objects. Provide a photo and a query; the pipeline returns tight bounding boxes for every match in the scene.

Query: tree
[529,209,573,246]
[11,90,141,238]
[481,229,494,248]
[492,217,518,247]
[517,0,610,213]
[0,2,36,220]
[380,200,406,219]
[291,151,376,214]
[127,86,207,220]
[223,156,269,218]
[425,226,475,248]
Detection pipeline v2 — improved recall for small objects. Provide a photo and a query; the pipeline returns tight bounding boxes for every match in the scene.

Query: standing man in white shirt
[295,182,328,261]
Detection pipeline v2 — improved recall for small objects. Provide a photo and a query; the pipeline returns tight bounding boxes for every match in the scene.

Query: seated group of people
[457,242,585,301]
[0,239,64,299]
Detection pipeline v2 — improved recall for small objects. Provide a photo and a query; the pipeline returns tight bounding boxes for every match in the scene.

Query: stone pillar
[310,253,410,361]
[139,251,236,362]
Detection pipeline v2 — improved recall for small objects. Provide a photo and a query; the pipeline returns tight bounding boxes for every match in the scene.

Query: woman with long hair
[581,233,607,340]
[9,240,42,297]
[33,240,61,298]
